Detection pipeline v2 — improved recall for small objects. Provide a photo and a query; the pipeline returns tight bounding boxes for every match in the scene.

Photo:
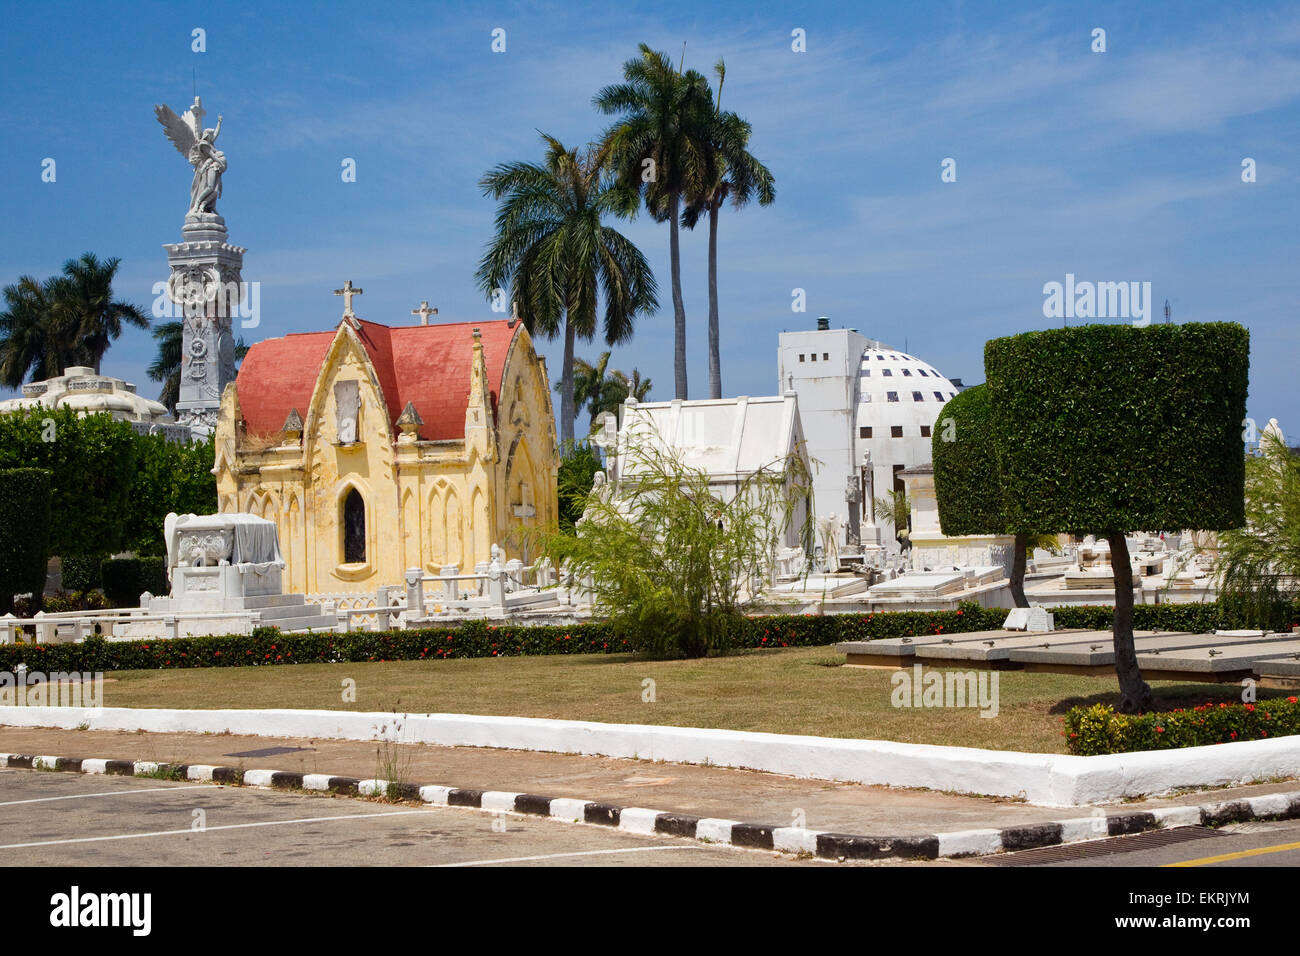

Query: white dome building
[0,366,191,441]
[778,320,964,553]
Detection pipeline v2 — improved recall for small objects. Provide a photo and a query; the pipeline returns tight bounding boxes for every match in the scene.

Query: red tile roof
[235,318,520,442]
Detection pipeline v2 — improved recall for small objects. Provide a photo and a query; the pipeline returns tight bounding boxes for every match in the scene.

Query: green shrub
[43,590,110,614]
[932,385,1011,536]
[0,408,215,560]
[1064,697,1300,755]
[984,322,1249,534]
[0,468,52,614]
[60,553,105,592]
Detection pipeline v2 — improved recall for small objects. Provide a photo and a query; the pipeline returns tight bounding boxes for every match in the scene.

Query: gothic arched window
[343,489,366,564]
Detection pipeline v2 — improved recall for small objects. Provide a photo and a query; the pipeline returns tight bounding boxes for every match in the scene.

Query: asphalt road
[0,768,821,867]
[5,768,1299,869]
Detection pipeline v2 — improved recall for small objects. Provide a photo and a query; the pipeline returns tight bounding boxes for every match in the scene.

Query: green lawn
[94,647,1269,753]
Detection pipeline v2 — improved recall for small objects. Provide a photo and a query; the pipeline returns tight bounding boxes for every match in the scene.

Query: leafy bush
[0,408,215,559]
[101,556,168,608]
[556,440,602,534]
[1064,697,1300,755]
[0,468,52,613]
[538,435,811,658]
[43,590,110,614]
[60,553,105,592]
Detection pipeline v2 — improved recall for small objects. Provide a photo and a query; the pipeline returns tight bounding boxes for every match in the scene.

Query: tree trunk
[669,191,688,400]
[707,201,721,400]
[1010,532,1029,608]
[560,316,576,447]
[1107,532,1152,713]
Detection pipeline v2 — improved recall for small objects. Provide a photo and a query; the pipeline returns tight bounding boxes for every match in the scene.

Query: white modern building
[778,318,963,552]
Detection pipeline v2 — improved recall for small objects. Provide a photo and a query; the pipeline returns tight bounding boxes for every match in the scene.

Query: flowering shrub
[1063,696,1300,755]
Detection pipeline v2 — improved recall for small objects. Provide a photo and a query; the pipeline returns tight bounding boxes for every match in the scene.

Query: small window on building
[859,426,872,438]
[822,352,829,361]
[343,488,366,564]
[882,369,893,377]
[810,353,817,362]
[913,391,923,401]
[887,391,899,403]
[920,425,931,437]
[876,354,884,361]
[798,354,805,362]
[861,368,870,377]
[902,368,912,376]
[890,425,903,438]
[933,391,944,401]
[918,369,929,377]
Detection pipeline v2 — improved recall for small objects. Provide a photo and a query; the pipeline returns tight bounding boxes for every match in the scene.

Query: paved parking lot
[0,769,822,867]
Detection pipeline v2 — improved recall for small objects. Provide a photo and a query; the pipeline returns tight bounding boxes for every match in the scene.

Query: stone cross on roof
[411,300,438,325]
[333,280,363,319]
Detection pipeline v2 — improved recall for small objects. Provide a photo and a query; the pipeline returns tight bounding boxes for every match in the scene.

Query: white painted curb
[3,705,1299,807]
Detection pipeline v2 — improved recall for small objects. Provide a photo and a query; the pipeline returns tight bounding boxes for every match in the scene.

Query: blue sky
[1,0,1296,430]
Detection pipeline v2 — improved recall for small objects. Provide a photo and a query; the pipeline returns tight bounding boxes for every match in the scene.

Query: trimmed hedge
[1,599,1295,674]
[1064,697,1300,755]
[0,468,52,614]
[931,384,1011,536]
[0,407,216,560]
[984,322,1249,534]
[101,556,168,608]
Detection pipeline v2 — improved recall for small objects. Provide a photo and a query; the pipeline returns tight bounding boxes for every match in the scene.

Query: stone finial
[396,401,423,441]
[282,408,304,440]
[333,280,363,320]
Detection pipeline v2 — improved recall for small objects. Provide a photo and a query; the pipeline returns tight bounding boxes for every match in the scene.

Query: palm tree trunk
[1010,533,1029,608]
[1107,532,1152,713]
[707,201,721,400]
[669,191,688,400]
[560,316,576,447]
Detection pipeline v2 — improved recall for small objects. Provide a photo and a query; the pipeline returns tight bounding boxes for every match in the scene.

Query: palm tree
[0,275,78,388]
[612,366,652,402]
[51,253,149,373]
[683,60,775,399]
[476,134,658,446]
[568,351,624,432]
[148,322,249,418]
[595,44,715,400]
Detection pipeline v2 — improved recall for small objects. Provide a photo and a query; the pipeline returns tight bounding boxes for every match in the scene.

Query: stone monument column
[164,219,243,436]
[155,96,244,437]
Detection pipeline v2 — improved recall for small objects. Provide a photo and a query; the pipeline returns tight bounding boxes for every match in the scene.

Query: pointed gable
[235,319,521,441]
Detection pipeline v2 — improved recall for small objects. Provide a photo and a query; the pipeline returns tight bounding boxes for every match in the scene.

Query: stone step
[254,602,324,622]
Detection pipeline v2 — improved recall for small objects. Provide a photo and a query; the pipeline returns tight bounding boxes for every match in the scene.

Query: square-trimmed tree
[984,322,1249,712]
[931,383,1043,608]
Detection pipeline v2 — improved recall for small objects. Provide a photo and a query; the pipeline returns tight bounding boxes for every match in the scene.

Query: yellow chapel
[213,303,558,595]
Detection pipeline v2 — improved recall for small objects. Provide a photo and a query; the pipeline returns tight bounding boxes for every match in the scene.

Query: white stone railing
[0,609,263,646]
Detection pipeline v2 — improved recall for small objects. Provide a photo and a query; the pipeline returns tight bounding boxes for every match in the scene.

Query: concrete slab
[913,630,1174,665]
[836,629,1090,666]
[1136,639,1300,675]
[1013,631,1295,669]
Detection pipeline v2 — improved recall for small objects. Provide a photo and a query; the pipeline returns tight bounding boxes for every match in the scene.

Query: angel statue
[154,96,226,217]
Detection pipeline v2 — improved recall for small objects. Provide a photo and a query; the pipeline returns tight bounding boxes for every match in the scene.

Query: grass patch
[92,647,1275,754]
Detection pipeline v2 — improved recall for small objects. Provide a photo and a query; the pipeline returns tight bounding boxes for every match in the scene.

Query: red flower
[1155,727,1164,733]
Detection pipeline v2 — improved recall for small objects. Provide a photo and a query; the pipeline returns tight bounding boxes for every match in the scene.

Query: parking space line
[0,808,433,850]
[0,786,209,807]
[437,845,702,866]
